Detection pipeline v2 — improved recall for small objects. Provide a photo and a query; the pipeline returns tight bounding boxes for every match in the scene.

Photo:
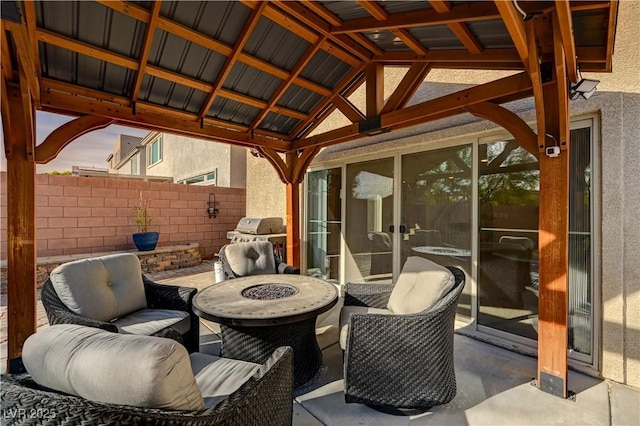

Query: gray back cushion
[23,324,205,411]
[387,256,455,314]
[222,241,276,277]
[50,253,147,322]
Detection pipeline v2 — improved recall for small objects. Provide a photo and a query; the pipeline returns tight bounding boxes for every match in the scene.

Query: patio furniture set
[1,241,465,423]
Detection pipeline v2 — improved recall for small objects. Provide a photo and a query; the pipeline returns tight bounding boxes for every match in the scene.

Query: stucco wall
[245,151,287,220]
[145,133,246,187]
[0,173,245,260]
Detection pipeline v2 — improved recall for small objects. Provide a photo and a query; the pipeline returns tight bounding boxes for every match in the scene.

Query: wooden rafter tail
[525,18,546,153]
[35,116,116,164]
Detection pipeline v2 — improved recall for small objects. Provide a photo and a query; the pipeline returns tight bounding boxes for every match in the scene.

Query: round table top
[192,274,339,326]
[411,245,472,257]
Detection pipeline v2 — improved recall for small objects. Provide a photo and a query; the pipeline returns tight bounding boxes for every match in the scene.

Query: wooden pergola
[1,1,617,398]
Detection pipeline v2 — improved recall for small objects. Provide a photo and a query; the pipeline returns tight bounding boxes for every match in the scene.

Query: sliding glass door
[400,145,473,319]
[344,158,395,283]
[305,120,596,362]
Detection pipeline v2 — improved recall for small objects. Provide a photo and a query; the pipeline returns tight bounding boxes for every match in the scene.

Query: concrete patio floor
[2,265,638,425]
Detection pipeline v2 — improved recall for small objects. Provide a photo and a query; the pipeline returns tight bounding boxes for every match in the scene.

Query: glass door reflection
[400,145,473,319]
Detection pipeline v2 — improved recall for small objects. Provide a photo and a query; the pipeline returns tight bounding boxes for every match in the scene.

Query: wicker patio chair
[0,346,294,426]
[341,262,465,411]
[41,254,200,353]
[219,241,300,279]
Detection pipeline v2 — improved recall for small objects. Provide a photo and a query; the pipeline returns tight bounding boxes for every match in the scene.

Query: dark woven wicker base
[220,318,322,388]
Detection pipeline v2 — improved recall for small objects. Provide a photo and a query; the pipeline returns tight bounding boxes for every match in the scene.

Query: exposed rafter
[131,1,161,102]
[429,0,483,54]
[554,0,578,82]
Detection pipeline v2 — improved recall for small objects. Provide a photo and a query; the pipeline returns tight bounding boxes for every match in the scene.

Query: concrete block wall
[0,173,245,260]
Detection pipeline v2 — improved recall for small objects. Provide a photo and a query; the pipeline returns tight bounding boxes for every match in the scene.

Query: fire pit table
[192,274,338,387]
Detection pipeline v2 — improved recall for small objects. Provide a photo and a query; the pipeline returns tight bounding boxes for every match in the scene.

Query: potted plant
[132,191,159,251]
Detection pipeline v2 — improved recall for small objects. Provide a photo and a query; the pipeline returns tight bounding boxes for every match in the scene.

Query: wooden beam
[537,74,569,399]
[40,90,291,151]
[333,95,365,123]
[332,2,500,34]
[250,38,324,131]
[291,146,321,184]
[35,116,116,164]
[288,63,366,141]
[553,13,570,150]
[22,1,41,85]
[358,0,427,55]
[381,63,432,114]
[494,0,529,67]
[131,1,161,102]
[465,102,538,155]
[526,19,547,152]
[99,0,332,97]
[374,48,521,64]
[366,62,384,118]
[293,71,533,151]
[554,0,578,83]
[256,147,290,184]
[1,28,15,82]
[429,1,483,54]
[605,1,618,72]
[3,83,37,373]
[272,1,372,61]
[18,65,35,161]
[198,2,266,119]
[4,21,40,105]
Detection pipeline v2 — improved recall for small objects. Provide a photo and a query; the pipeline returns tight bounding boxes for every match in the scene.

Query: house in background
[107,132,246,188]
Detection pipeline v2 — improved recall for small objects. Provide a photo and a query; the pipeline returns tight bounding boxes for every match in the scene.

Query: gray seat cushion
[112,309,190,336]
[49,253,147,322]
[189,352,261,408]
[22,324,205,411]
[387,256,455,314]
[339,305,392,350]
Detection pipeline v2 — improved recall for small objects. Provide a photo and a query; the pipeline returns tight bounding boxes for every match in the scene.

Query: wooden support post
[537,77,569,398]
[3,84,37,373]
[286,180,301,268]
[365,62,383,118]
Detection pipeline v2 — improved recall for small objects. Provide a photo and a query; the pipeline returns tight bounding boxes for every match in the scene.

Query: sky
[0,111,150,174]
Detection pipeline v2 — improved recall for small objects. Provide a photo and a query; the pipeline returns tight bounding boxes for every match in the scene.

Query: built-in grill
[227,217,287,262]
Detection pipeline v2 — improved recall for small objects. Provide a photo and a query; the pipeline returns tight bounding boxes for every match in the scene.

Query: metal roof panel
[245,16,311,71]
[224,63,282,102]
[259,112,300,135]
[300,50,353,89]
[278,85,323,115]
[160,1,251,46]
[208,98,261,126]
[466,20,514,49]
[149,30,226,83]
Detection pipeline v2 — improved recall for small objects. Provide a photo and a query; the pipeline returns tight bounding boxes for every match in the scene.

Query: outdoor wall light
[569,78,600,100]
[208,193,219,219]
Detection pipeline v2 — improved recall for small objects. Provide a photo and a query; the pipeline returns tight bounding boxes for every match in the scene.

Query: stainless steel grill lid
[234,217,283,235]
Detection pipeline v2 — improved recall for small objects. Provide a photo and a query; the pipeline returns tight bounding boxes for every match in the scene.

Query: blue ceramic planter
[132,232,159,251]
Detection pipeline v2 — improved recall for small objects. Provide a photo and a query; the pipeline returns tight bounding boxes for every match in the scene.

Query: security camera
[545,146,560,158]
